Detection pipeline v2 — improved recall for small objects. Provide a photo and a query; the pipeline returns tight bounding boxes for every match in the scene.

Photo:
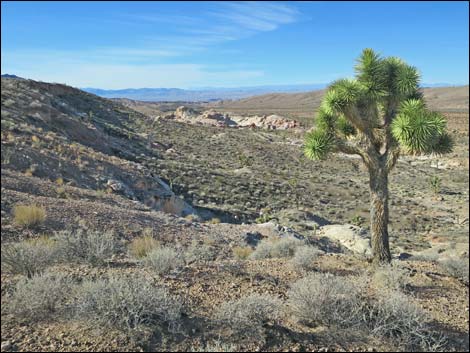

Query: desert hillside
[1,77,469,352]
[208,85,469,126]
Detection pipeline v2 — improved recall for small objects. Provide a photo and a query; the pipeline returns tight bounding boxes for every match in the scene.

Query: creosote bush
[439,257,469,284]
[288,272,365,327]
[367,290,447,351]
[371,262,410,291]
[54,228,120,266]
[215,293,282,342]
[129,235,160,259]
[1,236,58,277]
[143,247,183,274]
[4,271,73,320]
[75,275,182,334]
[13,204,46,228]
[249,237,302,260]
[290,245,323,271]
[288,272,446,351]
[232,246,253,260]
[184,241,216,264]
[190,340,238,352]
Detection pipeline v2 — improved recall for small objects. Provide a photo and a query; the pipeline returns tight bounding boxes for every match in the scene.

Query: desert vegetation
[0,53,468,351]
[304,49,453,263]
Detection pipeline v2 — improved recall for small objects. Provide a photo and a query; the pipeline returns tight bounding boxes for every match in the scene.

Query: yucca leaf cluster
[304,48,453,162]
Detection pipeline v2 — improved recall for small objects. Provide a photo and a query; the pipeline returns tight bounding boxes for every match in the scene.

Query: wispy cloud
[2,1,300,88]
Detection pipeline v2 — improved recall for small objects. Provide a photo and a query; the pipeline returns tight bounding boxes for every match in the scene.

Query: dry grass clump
[75,275,182,334]
[371,262,410,291]
[4,271,73,321]
[185,241,216,264]
[367,290,447,351]
[13,204,46,228]
[232,246,253,260]
[287,272,365,327]
[249,237,302,260]
[290,245,323,271]
[215,293,282,342]
[54,228,120,266]
[1,236,58,277]
[288,272,446,351]
[142,247,183,275]
[129,235,160,259]
[190,340,238,352]
[439,257,469,284]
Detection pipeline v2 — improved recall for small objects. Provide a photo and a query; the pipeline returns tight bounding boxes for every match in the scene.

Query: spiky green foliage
[304,48,452,161]
[304,130,334,160]
[304,48,453,264]
[391,103,449,154]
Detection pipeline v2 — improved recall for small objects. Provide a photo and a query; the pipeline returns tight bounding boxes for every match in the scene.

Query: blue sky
[1,1,468,89]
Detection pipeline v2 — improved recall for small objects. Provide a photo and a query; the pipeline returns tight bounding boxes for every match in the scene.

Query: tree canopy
[304,48,453,169]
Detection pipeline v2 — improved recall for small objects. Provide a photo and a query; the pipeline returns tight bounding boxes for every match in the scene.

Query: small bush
[143,247,183,274]
[367,290,446,351]
[4,271,73,320]
[75,275,182,333]
[185,241,216,264]
[1,237,58,277]
[215,293,282,342]
[190,341,238,352]
[429,175,442,194]
[287,273,365,327]
[13,204,46,228]
[54,228,120,266]
[290,246,323,271]
[209,217,221,224]
[440,257,469,284]
[232,246,253,260]
[129,235,160,259]
[371,262,410,291]
[249,237,302,260]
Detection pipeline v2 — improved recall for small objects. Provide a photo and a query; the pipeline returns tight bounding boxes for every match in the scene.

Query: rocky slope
[1,77,468,352]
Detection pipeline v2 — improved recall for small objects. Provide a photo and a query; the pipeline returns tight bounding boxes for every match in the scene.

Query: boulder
[319,224,372,256]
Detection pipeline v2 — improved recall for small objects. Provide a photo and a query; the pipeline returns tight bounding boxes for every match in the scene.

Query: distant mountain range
[81,84,329,102]
[81,83,468,102]
[1,74,466,102]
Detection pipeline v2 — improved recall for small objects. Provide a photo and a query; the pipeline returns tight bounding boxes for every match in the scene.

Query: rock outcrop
[318,224,372,256]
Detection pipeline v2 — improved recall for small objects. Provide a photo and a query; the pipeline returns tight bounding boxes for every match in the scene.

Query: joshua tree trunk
[368,163,392,264]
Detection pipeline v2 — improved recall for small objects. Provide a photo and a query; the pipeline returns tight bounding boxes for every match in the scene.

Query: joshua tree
[304,49,453,263]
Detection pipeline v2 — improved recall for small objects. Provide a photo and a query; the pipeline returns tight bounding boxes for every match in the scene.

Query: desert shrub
[185,241,216,264]
[13,204,46,228]
[249,237,302,260]
[290,246,323,271]
[1,237,58,277]
[215,293,282,342]
[4,271,73,320]
[128,235,160,259]
[287,273,365,327]
[367,290,446,351]
[190,340,238,352]
[142,247,183,275]
[209,217,221,224]
[75,275,182,334]
[54,228,120,266]
[409,251,439,262]
[429,175,442,194]
[371,262,410,291]
[232,246,253,260]
[440,257,469,284]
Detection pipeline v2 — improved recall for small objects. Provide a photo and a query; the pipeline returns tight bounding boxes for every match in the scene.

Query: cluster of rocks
[158,106,301,130]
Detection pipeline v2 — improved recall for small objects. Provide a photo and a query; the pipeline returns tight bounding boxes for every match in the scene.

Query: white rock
[319,224,372,255]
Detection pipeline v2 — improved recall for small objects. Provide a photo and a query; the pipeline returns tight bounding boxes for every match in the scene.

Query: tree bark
[369,164,392,264]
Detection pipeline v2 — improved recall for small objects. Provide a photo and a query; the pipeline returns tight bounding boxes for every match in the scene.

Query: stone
[319,224,372,256]
[244,231,264,246]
